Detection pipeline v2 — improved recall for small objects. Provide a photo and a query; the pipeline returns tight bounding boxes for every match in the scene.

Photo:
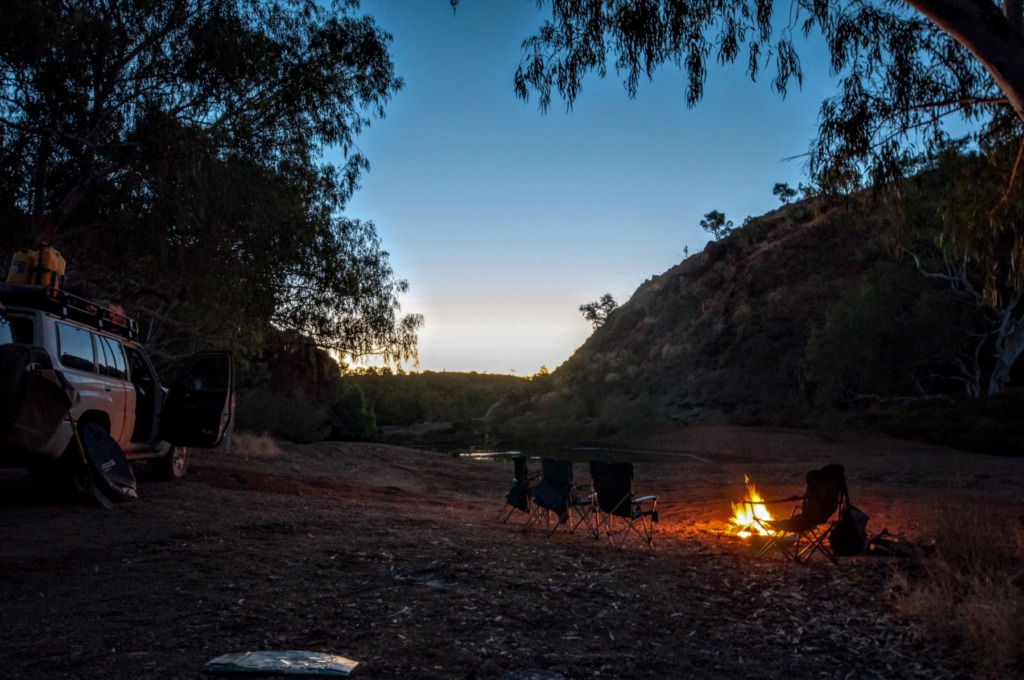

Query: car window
[98,335,127,379]
[0,313,34,344]
[97,336,112,375]
[57,322,96,372]
[110,337,127,378]
[125,346,156,387]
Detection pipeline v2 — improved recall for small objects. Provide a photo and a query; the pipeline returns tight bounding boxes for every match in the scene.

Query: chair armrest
[634,495,658,503]
[571,488,593,503]
[744,494,803,506]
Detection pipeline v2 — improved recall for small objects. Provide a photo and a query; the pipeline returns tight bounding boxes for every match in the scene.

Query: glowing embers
[730,475,775,538]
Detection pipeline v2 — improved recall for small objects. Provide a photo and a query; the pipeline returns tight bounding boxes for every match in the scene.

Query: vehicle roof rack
[0,282,138,340]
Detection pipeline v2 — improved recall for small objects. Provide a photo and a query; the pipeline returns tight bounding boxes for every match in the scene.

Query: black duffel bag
[829,504,870,557]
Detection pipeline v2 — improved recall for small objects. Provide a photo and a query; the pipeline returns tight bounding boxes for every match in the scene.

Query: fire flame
[730,475,775,537]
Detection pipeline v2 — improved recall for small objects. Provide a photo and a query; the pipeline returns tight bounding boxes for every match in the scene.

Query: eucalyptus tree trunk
[987,293,1024,395]
[905,0,1024,124]
[912,253,1024,398]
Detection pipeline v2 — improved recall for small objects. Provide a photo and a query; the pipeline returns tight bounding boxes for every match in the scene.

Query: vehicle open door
[161,351,234,448]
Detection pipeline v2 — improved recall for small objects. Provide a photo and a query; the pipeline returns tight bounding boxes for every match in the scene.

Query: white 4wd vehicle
[0,283,234,484]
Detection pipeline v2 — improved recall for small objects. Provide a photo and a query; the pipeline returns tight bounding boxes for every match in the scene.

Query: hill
[489,197,1023,453]
[520,200,880,427]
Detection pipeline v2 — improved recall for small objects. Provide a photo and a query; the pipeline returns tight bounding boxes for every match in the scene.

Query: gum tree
[580,293,618,329]
[0,0,420,362]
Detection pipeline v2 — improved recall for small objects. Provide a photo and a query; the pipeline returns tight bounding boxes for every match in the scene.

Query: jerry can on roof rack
[94,300,127,332]
[6,248,35,285]
[33,245,65,296]
[6,246,65,297]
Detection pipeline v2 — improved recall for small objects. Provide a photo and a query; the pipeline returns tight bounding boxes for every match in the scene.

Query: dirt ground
[1,425,1022,680]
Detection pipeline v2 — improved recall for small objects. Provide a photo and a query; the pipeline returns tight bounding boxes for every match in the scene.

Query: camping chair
[589,461,659,548]
[526,458,596,536]
[748,464,849,564]
[568,472,599,539]
[498,456,538,523]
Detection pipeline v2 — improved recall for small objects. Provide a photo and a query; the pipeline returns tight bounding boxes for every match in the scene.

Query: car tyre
[154,445,189,481]
[59,445,93,499]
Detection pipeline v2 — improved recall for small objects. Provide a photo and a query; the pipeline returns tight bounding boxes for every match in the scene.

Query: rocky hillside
[532,199,889,430]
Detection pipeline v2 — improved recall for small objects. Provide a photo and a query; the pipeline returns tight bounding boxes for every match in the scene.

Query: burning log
[730,476,775,538]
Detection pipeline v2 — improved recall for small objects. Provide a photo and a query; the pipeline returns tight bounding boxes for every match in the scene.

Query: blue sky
[342,1,836,375]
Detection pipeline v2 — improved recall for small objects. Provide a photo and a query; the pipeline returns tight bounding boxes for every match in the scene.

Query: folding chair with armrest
[527,458,596,536]
[498,455,538,523]
[747,463,849,564]
[589,461,659,548]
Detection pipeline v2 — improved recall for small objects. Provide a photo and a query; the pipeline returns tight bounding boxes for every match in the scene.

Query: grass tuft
[892,506,1024,678]
[230,431,283,459]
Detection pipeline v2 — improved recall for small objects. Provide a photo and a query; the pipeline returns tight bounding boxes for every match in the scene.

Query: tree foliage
[772,182,798,205]
[579,292,618,329]
[805,261,977,405]
[0,0,420,361]
[892,136,1024,396]
[803,139,1024,400]
[485,0,1023,192]
[700,210,734,241]
[348,370,527,427]
[234,329,381,443]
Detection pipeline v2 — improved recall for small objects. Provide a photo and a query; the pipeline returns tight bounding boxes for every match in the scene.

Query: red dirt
[1,425,1021,679]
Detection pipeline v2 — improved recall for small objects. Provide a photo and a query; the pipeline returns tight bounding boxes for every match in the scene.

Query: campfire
[730,475,775,538]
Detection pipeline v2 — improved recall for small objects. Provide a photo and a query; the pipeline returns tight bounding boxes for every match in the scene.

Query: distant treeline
[230,332,536,445]
[346,369,529,427]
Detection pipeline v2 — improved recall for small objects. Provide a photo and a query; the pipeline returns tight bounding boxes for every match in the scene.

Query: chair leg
[607,520,626,549]
[522,505,542,532]
[570,500,599,539]
[499,500,533,525]
[545,508,557,536]
[598,503,658,548]
[601,514,618,548]
[754,535,777,559]
[536,506,567,536]
[603,514,655,549]
[755,531,799,561]
[634,514,656,548]
[753,515,841,564]
[757,529,838,564]
[640,515,655,547]
[795,527,838,564]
